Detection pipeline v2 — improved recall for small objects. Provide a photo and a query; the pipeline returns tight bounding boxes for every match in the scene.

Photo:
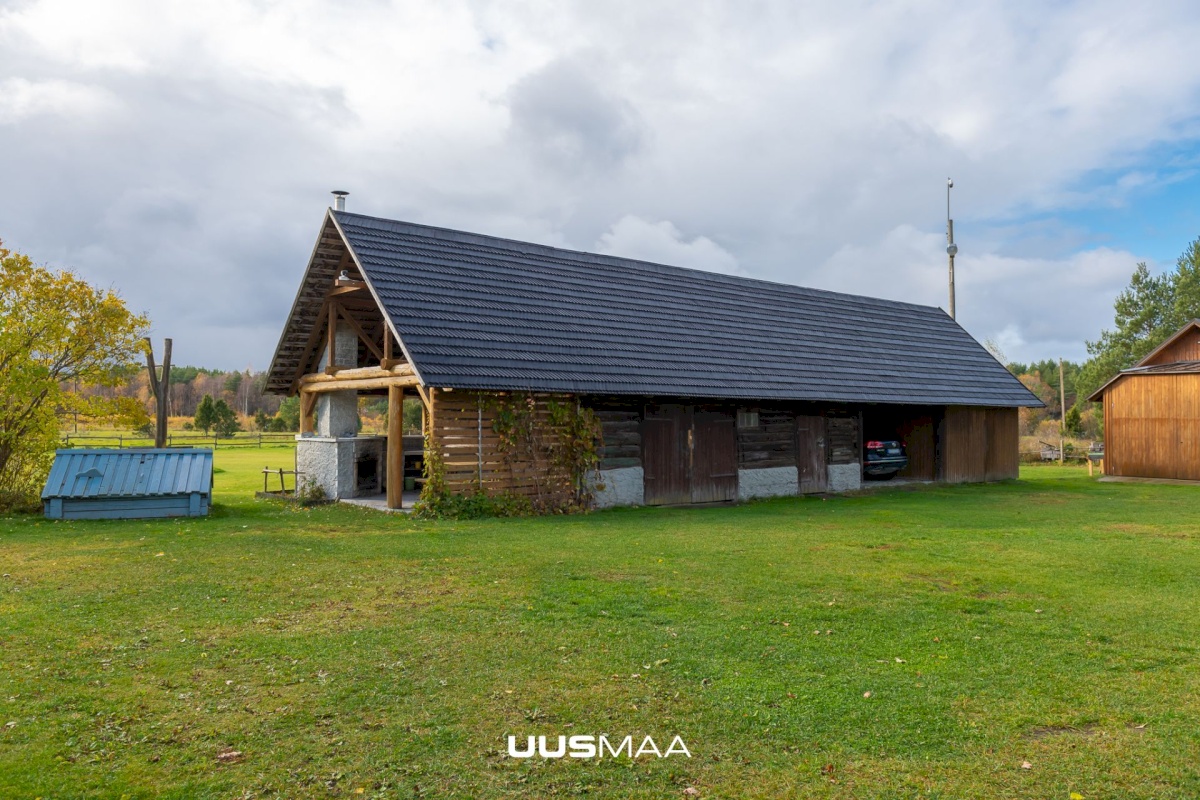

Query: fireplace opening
[355,453,380,495]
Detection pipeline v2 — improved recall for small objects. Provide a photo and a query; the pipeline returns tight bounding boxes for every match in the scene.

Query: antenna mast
[946,178,958,319]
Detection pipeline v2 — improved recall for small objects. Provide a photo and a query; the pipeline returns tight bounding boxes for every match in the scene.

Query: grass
[3,450,1200,798]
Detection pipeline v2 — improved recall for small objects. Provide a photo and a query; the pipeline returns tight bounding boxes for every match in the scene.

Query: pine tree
[194,394,217,435]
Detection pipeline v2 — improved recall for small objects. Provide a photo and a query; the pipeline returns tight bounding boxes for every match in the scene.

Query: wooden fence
[61,432,300,449]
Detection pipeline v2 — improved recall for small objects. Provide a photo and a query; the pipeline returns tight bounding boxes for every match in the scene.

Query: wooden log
[387,385,404,509]
[299,390,317,435]
[299,364,414,384]
[302,375,420,393]
[326,303,336,370]
[335,304,385,362]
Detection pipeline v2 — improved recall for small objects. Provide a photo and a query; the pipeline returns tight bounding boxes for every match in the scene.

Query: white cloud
[0,78,115,123]
[1,0,1198,368]
[816,224,1139,362]
[596,216,743,276]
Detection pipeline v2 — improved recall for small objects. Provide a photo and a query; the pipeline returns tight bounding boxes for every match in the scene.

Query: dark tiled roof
[331,211,1040,407]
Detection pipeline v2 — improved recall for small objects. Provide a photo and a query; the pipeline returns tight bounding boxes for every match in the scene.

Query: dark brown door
[642,405,690,506]
[691,410,738,503]
[796,414,827,493]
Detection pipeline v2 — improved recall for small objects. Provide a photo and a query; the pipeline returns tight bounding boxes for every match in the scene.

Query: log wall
[587,397,643,470]
[737,407,796,469]
[825,415,859,465]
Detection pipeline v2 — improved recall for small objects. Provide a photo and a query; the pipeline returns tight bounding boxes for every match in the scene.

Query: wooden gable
[1140,320,1200,367]
[264,212,416,395]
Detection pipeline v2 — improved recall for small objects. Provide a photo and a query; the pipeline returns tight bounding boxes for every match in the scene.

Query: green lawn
[3,450,1200,798]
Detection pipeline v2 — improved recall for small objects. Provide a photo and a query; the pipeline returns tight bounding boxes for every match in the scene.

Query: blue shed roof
[41,449,214,500]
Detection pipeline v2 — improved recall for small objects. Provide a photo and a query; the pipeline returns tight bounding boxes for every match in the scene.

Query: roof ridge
[333,210,947,316]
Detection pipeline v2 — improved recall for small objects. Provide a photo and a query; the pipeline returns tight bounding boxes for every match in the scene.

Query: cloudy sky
[3,0,1200,371]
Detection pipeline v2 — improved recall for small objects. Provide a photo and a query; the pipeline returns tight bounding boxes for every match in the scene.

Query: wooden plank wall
[429,390,574,504]
[942,406,1018,483]
[1104,374,1200,480]
[896,415,937,480]
[985,407,1019,481]
[1143,328,1200,365]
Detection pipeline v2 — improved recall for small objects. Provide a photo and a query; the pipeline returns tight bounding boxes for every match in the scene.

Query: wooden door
[690,410,738,503]
[642,405,690,506]
[796,414,828,493]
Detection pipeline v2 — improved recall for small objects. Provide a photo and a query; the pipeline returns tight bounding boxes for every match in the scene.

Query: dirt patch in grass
[1025,724,1100,740]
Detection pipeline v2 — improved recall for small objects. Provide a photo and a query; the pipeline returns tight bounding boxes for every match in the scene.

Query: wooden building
[265,207,1040,510]
[1088,320,1200,481]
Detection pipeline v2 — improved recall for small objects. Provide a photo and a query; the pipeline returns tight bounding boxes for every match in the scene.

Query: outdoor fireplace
[294,321,391,500]
[353,438,384,496]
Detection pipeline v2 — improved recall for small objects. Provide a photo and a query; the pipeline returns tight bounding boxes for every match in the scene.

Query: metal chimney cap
[331,190,349,211]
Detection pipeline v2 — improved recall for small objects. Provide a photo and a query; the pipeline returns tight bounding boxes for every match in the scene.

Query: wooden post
[1059,358,1066,466]
[387,385,404,509]
[143,337,172,448]
[299,389,316,435]
[326,303,337,373]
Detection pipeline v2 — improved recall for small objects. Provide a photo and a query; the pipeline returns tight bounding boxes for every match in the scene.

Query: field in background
[2,458,1199,798]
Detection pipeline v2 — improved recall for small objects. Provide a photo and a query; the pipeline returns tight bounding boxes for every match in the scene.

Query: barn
[265,206,1041,511]
[42,449,214,520]
[1087,319,1200,481]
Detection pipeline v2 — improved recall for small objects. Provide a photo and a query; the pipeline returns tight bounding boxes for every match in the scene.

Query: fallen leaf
[683,788,700,797]
[1070,793,1083,800]
[1020,761,1032,770]
[216,749,244,763]
[895,658,906,663]
[154,552,165,558]
[863,691,872,698]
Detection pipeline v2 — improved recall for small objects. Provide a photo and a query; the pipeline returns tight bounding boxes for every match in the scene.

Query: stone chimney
[316,323,359,437]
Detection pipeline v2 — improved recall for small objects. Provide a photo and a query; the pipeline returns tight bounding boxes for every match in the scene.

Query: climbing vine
[413,392,602,518]
[490,392,602,513]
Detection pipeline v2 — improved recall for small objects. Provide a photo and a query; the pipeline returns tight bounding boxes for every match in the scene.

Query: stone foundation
[827,462,862,493]
[588,466,645,508]
[737,466,799,500]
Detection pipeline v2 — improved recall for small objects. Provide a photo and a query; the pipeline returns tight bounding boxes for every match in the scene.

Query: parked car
[863,440,908,480]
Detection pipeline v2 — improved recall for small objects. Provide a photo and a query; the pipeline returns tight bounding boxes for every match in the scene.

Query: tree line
[1003,236,1200,442]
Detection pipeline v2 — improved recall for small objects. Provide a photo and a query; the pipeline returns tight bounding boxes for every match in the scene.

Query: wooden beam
[427,387,437,442]
[335,305,385,362]
[325,302,336,370]
[329,284,365,296]
[302,374,421,394]
[299,364,414,385]
[387,385,404,509]
[414,383,431,413]
[299,389,317,434]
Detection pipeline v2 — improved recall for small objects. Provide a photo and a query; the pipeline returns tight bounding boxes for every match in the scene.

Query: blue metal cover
[41,449,214,500]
